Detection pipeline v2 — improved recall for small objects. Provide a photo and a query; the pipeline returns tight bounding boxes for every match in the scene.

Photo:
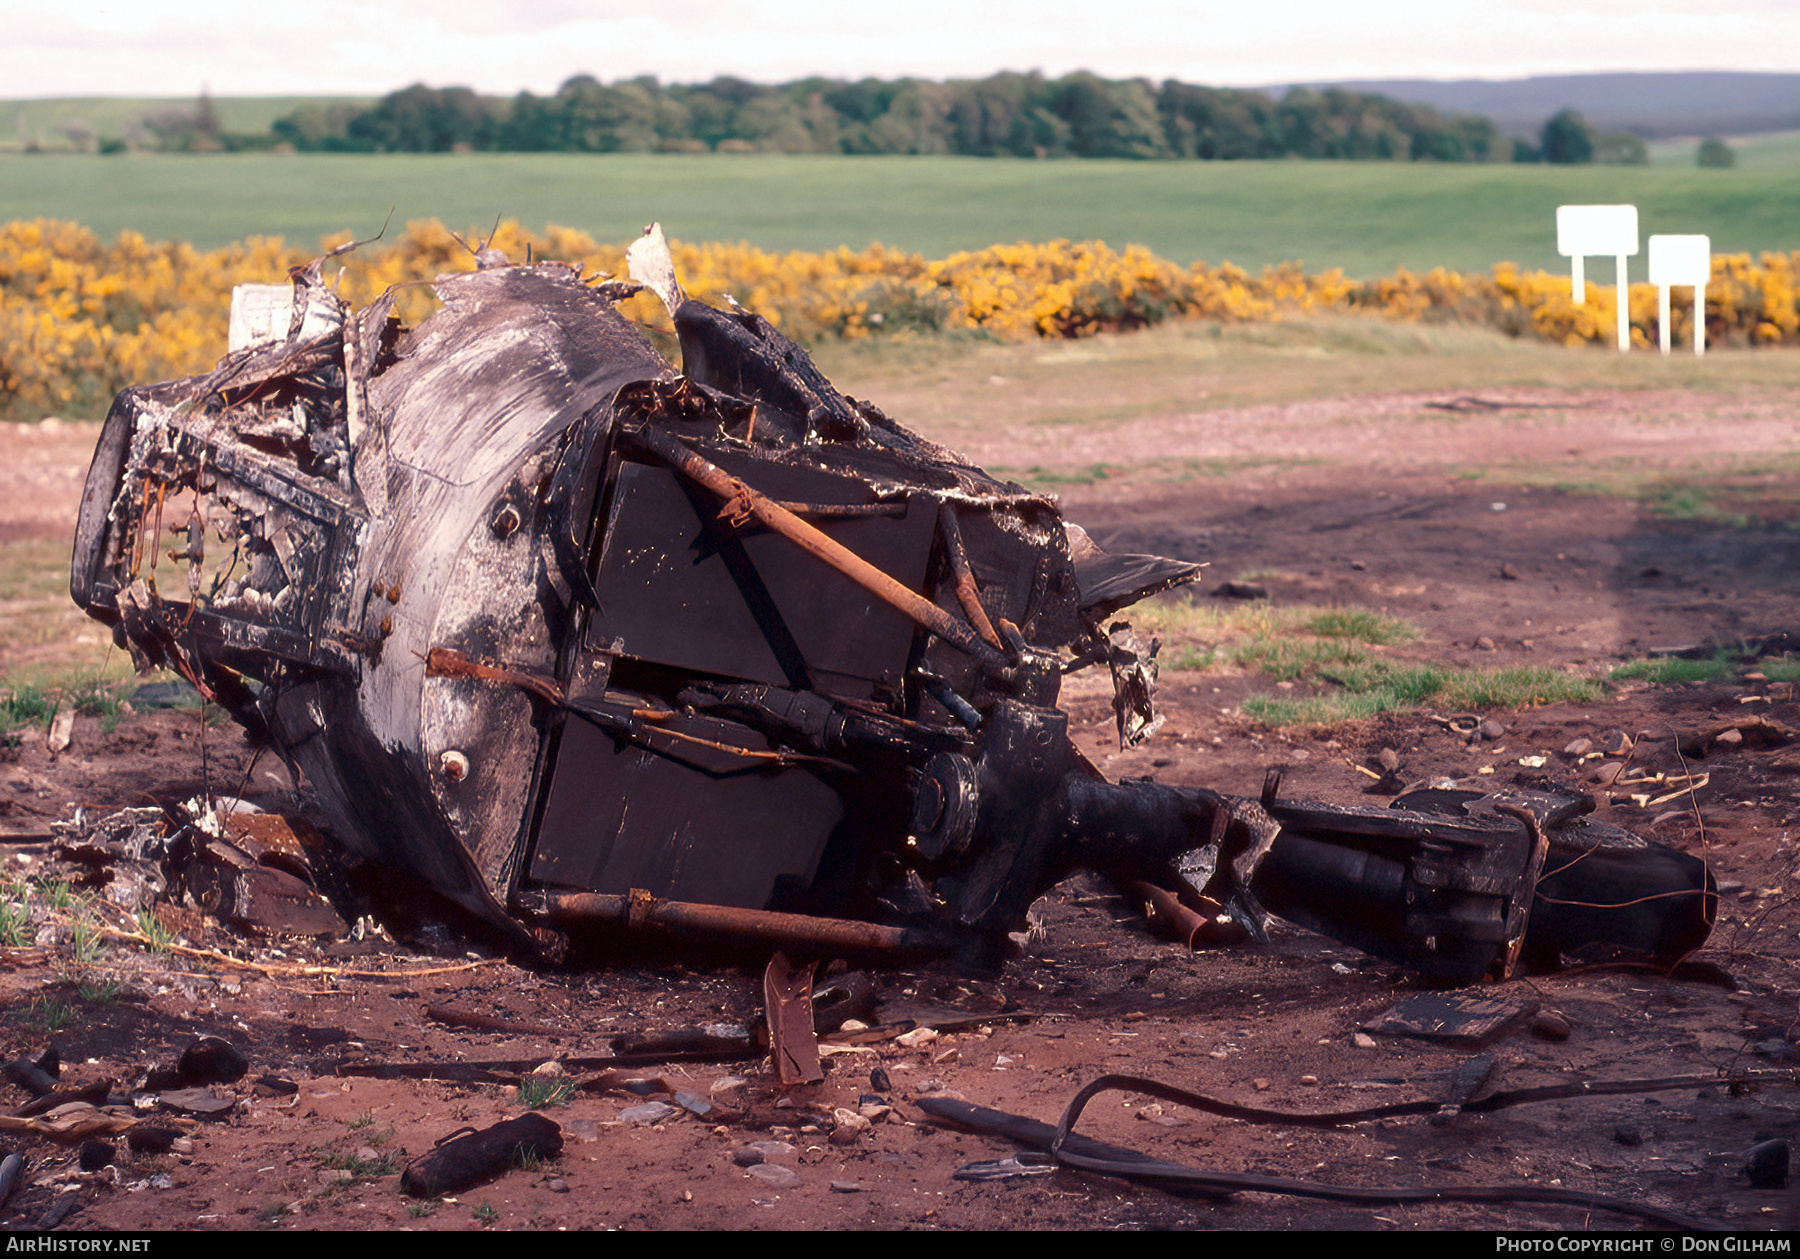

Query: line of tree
[268,73,1521,161]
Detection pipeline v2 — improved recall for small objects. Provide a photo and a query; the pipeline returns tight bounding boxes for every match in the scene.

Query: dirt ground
[1,386,1798,1233]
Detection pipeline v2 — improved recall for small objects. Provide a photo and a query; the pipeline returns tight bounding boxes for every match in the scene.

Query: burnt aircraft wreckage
[71,225,1715,982]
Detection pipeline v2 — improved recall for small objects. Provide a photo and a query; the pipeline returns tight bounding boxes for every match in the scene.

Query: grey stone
[747,1163,800,1189]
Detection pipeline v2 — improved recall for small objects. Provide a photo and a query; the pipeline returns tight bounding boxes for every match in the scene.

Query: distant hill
[1267,72,1800,139]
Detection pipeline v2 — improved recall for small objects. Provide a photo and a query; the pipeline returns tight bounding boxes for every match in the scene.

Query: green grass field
[3,145,1797,276]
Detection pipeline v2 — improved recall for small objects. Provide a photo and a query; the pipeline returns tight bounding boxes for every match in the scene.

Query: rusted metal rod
[937,501,1005,651]
[538,888,934,953]
[631,425,1011,675]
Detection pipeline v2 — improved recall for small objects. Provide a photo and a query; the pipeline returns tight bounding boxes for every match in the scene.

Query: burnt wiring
[926,1072,1756,1229]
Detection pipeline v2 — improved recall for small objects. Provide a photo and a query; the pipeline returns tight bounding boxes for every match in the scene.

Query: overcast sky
[4,0,1795,99]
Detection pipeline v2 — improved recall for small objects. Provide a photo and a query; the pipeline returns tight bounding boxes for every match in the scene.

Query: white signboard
[1556,204,1639,351]
[1648,234,1712,355]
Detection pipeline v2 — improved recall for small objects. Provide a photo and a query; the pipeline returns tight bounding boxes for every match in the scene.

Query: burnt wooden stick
[14,1079,112,1119]
[400,1113,563,1198]
[424,1004,567,1039]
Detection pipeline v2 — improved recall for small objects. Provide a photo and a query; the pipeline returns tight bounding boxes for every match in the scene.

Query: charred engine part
[71,222,1715,981]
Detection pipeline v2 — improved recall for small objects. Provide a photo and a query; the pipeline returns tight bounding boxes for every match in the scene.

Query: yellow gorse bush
[4,217,1798,420]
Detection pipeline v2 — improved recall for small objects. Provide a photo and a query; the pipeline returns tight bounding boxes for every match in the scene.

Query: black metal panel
[587,457,935,699]
[528,713,845,910]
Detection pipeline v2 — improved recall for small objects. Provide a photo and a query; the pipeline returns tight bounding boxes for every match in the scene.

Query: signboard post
[1556,205,1639,352]
[1647,234,1711,356]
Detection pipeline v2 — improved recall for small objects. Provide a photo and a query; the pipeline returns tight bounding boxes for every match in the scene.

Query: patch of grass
[1612,653,1740,685]
[23,994,73,1034]
[1435,667,1608,710]
[1646,486,1753,529]
[992,462,1126,489]
[1240,663,1607,728]
[517,1074,576,1111]
[0,685,57,731]
[135,909,175,954]
[407,1199,438,1219]
[1228,634,1371,682]
[317,1142,402,1180]
[257,1201,290,1228]
[9,149,1800,278]
[69,915,108,968]
[1,676,145,735]
[1763,658,1800,682]
[1161,644,1217,671]
[1305,608,1417,645]
[473,1201,500,1225]
[0,895,30,948]
[78,975,121,1003]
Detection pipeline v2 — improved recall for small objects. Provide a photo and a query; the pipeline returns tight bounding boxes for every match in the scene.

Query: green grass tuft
[1611,653,1740,685]
[517,1074,577,1111]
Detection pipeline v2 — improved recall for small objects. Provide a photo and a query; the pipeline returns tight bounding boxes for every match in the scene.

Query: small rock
[47,706,74,754]
[1499,563,1519,580]
[731,1147,765,1167]
[1747,1139,1789,1188]
[618,1101,677,1125]
[1588,760,1625,785]
[829,1180,864,1194]
[1353,1033,1377,1050]
[1714,728,1744,748]
[1377,747,1400,773]
[1614,1126,1643,1147]
[178,1037,247,1085]
[1479,718,1506,741]
[1532,1011,1572,1041]
[1349,559,1367,571]
[157,1089,236,1120]
[1213,581,1269,601]
[1562,737,1592,757]
[869,1067,891,1093]
[1252,1078,1271,1091]
[747,1163,800,1189]
[126,1127,181,1155]
[1474,636,1496,652]
[749,1140,796,1160]
[830,1108,872,1146]
[547,1178,570,1193]
[1600,731,1633,757]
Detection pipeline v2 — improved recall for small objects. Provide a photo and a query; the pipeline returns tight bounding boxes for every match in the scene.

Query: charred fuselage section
[71,232,1715,981]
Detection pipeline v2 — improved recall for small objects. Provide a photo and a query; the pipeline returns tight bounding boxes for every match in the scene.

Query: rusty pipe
[937,501,1005,651]
[536,888,936,954]
[631,425,1012,675]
